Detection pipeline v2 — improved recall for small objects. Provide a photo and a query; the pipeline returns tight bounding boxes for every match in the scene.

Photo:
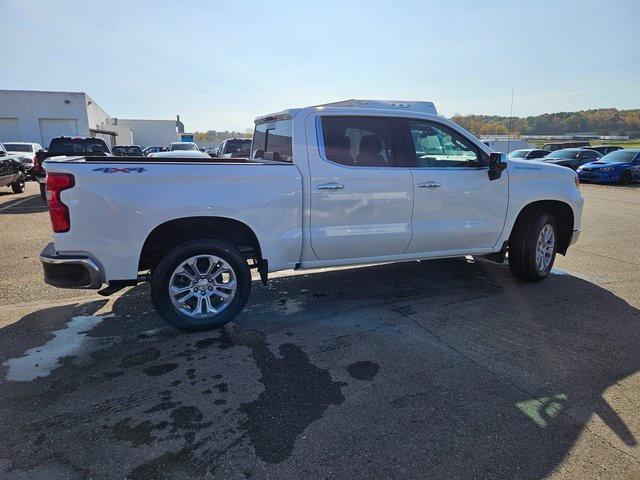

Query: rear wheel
[509,211,557,282]
[11,172,25,193]
[150,239,251,331]
[619,170,632,185]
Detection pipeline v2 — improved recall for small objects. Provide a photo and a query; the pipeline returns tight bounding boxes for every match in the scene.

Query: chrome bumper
[40,242,102,289]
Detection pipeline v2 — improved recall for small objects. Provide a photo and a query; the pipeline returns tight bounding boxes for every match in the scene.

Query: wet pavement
[0,182,639,479]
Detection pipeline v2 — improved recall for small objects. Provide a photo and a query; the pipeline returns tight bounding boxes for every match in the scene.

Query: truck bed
[44,156,303,281]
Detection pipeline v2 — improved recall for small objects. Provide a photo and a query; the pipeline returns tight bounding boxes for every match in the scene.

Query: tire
[11,172,25,193]
[619,170,632,185]
[150,239,252,331]
[509,211,557,282]
[39,182,47,201]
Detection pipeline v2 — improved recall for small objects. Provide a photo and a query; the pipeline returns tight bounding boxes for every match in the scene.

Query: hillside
[451,108,640,137]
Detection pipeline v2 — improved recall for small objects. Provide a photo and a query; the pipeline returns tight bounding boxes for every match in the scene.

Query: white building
[0,89,185,148]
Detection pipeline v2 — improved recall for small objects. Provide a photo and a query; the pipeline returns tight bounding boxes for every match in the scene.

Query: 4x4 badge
[92,167,146,174]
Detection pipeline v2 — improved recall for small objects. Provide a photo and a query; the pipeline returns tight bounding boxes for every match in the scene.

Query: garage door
[0,118,20,142]
[39,119,79,146]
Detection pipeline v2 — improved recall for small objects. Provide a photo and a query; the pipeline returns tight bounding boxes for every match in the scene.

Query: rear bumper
[40,242,102,289]
[570,229,581,245]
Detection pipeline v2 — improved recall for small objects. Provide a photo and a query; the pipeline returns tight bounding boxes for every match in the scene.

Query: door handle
[418,182,441,188]
[317,182,344,190]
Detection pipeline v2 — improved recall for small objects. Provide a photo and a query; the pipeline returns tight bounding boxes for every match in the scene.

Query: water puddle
[3,314,115,382]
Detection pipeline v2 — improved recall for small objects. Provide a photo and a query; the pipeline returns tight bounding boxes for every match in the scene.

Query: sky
[2,0,639,132]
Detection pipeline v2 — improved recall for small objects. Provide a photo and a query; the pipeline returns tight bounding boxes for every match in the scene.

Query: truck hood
[507,158,576,180]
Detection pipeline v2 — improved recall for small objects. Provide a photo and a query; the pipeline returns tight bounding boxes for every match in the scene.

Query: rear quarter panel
[45,161,303,281]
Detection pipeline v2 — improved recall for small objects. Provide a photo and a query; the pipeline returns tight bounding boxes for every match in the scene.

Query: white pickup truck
[40,99,583,331]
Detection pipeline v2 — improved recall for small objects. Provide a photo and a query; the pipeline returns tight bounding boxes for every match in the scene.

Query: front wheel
[11,172,25,193]
[509,211,557,282]
[619,170,632,185]
[150,239,252,331]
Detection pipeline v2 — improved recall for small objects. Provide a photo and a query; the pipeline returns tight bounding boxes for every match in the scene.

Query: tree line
[450,108,640,137]
[194,129,252,145]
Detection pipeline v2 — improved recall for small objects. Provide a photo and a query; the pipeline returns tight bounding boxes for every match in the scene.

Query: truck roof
[255,99,438,123]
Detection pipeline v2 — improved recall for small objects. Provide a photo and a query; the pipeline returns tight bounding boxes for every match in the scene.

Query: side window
[407,120,481,168]
[320,116,395,167]
[530,151,545,159]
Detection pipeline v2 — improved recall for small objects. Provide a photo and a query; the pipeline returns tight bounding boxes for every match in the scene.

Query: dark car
[508,149,551,160]
[542,141,590,152]
[541,148,601,170]
[218,138,252,158]
[112,145,144,156]
[34,136,111,200]
[0,143,26,194]
[587,145,623,156]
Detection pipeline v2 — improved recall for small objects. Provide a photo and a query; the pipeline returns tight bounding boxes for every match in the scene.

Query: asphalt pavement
[0,181,639,479]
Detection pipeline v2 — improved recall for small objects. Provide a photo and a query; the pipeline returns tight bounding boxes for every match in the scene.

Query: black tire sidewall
[150,239,252,331]
[11,172,25,193]
[620,171,632,185]
[509,211,557,282]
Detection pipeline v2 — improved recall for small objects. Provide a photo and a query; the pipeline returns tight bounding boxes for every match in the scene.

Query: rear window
[224,139,252,156]
[3,143,33,152]
[171,143,198,151]
[252,120,292,162]
[113,146,143,155]
[48,138,109,155]
[508,150,528,158]
[546,149,580,159]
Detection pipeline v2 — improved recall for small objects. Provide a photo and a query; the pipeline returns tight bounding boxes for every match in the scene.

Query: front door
[402,118,509,254]
[307,115,413,260]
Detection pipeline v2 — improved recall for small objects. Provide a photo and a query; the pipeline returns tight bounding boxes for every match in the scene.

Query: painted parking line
[0,196,39,212]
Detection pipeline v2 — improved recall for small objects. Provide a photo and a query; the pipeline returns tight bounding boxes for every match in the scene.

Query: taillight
[47,173,75,233]
[32,157,43,175]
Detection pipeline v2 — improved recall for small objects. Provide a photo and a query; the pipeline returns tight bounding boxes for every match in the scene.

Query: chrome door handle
[418,182,441,188]
[317,182,344,190]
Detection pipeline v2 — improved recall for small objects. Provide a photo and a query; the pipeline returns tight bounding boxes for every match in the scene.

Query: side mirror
[488,152,508,180]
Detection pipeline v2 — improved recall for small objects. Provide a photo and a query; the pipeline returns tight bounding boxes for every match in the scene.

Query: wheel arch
[509,200,574,255]
[139,216,263,272]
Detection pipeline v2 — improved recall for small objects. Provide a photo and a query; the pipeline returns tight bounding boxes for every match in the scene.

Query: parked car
[218,138,252,158]
[577,149,640,185]
[39,100,583,331]
[587,145,623,156]
[169,142,199,151]
[112,145,144,156]
[508,149,551,160]
[0,143,26,194]
[34,136,111,200]
[541,148,601,170]
[542,141,590,152]
[206,145,220,157]
[142,146,167,156]
[3,142,44,178]
[147,151,211,159]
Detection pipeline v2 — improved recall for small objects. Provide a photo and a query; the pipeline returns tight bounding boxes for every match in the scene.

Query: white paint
[3,314,114,382]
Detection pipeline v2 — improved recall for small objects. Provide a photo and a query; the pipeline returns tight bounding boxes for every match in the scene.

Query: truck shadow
[1,259,639,478]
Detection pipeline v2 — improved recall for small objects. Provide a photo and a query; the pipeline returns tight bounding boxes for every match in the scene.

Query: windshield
[546,149,579,159]
[3,143,33,152]
[252,119,292,162]
[48,138,109,155]
[600,150,638,163]
[508,150,529,159]
[171,143,198,151]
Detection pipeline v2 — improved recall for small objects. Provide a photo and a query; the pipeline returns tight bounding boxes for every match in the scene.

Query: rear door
[306,115,413,260]
[401,118,509,254]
